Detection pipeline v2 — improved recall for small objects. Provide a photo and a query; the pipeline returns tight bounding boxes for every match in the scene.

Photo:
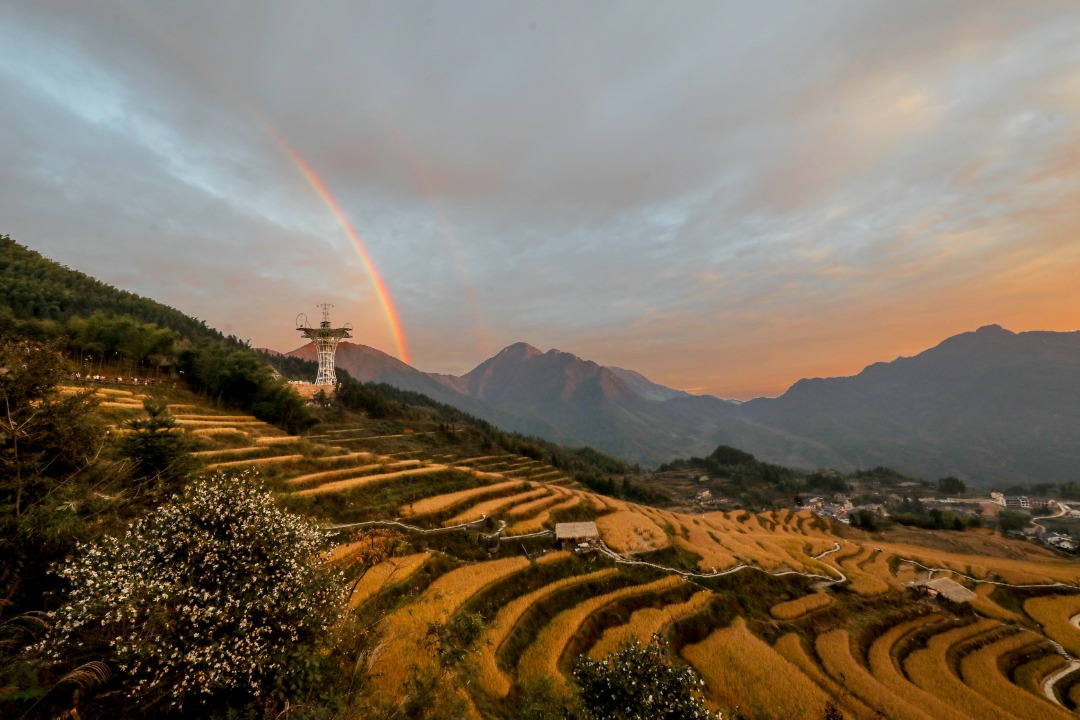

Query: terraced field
[73,383,1080,717]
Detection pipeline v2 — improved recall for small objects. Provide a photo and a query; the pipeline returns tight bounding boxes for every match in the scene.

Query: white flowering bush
[574,635,720,720]
[41,470,347,711]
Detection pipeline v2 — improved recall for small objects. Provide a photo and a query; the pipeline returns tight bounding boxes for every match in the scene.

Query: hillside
[743,325,1080,485]
[0,235,224,342]
[62,379,1080,718]
[299,327,1080,485]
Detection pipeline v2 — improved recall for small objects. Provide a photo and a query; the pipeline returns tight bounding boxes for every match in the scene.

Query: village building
[554,521,599,549]
[909,577,977,605]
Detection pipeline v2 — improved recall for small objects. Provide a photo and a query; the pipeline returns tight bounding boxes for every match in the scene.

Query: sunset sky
[2,2,1079,398]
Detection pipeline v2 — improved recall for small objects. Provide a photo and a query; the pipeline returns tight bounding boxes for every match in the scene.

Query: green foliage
[116,398,196,494]
[850,508,884,532]
[427,611,485,667]
[936,476,967,496]
[658,443,795,490]
[38,472,348,717]
[0,342,108,616]
[179,342,317,434]
[998,508,1031,534]
[573,635,718,720]
[0,236,223,342]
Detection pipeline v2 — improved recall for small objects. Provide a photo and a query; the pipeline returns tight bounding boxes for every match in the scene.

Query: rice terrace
[11,360,1077,718]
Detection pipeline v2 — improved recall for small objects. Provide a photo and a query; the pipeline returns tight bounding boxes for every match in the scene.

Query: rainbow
[101,3,412,363]
[276,140,411,364]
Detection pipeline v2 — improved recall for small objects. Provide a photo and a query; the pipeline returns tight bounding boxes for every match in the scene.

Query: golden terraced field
[74,385,1080,718]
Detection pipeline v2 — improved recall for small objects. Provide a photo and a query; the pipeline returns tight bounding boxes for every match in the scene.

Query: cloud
[2,1,1079,395]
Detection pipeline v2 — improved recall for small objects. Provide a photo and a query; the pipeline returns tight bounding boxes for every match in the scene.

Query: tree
[0,342,107,616]
[997,508,1030,535]
[39,471,347,716]
[937,476,966,496]
[574,635,719,720]
[116,397,195,495]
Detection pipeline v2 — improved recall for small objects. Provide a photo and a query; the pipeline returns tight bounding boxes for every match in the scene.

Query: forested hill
[0,235,223,342]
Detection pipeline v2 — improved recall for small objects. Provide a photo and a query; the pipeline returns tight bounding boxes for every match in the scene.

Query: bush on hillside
[38,471,347,717]
[574,635,719,720]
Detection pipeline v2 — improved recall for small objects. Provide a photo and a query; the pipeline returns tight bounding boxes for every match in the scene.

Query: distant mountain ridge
[289,324,1080,485]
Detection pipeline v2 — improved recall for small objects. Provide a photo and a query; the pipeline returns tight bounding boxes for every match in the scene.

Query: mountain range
[288,324,1080,486]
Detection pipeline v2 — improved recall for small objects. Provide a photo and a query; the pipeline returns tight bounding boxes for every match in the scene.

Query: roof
[555,521,599,540]
[916,577,977,603]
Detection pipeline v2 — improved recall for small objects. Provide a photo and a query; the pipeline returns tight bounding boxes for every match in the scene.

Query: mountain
[300,326,1080,485]
[286,341,552,435]
[741,325,1080,485]
[413,341,840,469]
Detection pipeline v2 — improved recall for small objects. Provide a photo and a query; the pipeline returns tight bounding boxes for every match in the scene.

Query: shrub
[574,635,719,720]
[40,471,347,715]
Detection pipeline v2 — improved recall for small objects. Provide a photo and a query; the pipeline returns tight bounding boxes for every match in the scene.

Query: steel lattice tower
[296,304,352,385]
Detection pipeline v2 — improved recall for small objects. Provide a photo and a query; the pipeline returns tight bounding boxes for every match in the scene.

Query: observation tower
[296,304,352,386]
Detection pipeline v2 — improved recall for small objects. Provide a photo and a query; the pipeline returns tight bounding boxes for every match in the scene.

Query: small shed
[555,521,599,548]
[910,577,976,604]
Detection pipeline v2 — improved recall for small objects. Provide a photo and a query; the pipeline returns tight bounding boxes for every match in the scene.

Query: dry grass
[1013,654,1068,697]
[672,522,738,572]
[970,584,1023,622]
[959,630,1074,720]
[402,479,523,516]
[506,492,566,518]
[1024,595,1080,656]
[872,540,1077,585]
[516,575,682,690]
[866,615,973,720]
[348,553,431,609]
[504,496,581,536]
[284,461,386,487]
[473,563,611,698]
[368,556,532,702]
[444,486,547,525]
[682,618,830,719]
[203,454,305,471]
[773,634,875,720]
[588,590,713,660]
[904,619,1021,720]
[595,510,670,554]
[816,629,934,720]
[293,464,448,497]
[769,593,832,620]
[255,434,301,444]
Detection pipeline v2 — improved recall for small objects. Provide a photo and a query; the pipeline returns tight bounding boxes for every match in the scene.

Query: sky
[2,2,1079,399]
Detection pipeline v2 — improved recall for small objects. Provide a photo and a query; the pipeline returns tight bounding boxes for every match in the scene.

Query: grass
[773,633,875,720]
[903,619,1022,720]
[865,615,972,720]
[1024,594,1080,656]
[958,630,1074,720]
[816,628,935,720]
[769,593,832,620]
[404,479,528,517]
[515,575,682,690]
[348,552,431,609]
[367,556,533,706]
[444,487,549,526]
[970,582,1024,622]
[473,567,617,698]
[681,617,830,719]
[595,510,669,554]
[1012,652,1068,697]
[671,522,738,572]
[587,590,713,659]
[504,496,582,535]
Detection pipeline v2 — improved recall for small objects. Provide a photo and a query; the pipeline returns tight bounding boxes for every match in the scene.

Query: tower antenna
[296,304,351,385]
